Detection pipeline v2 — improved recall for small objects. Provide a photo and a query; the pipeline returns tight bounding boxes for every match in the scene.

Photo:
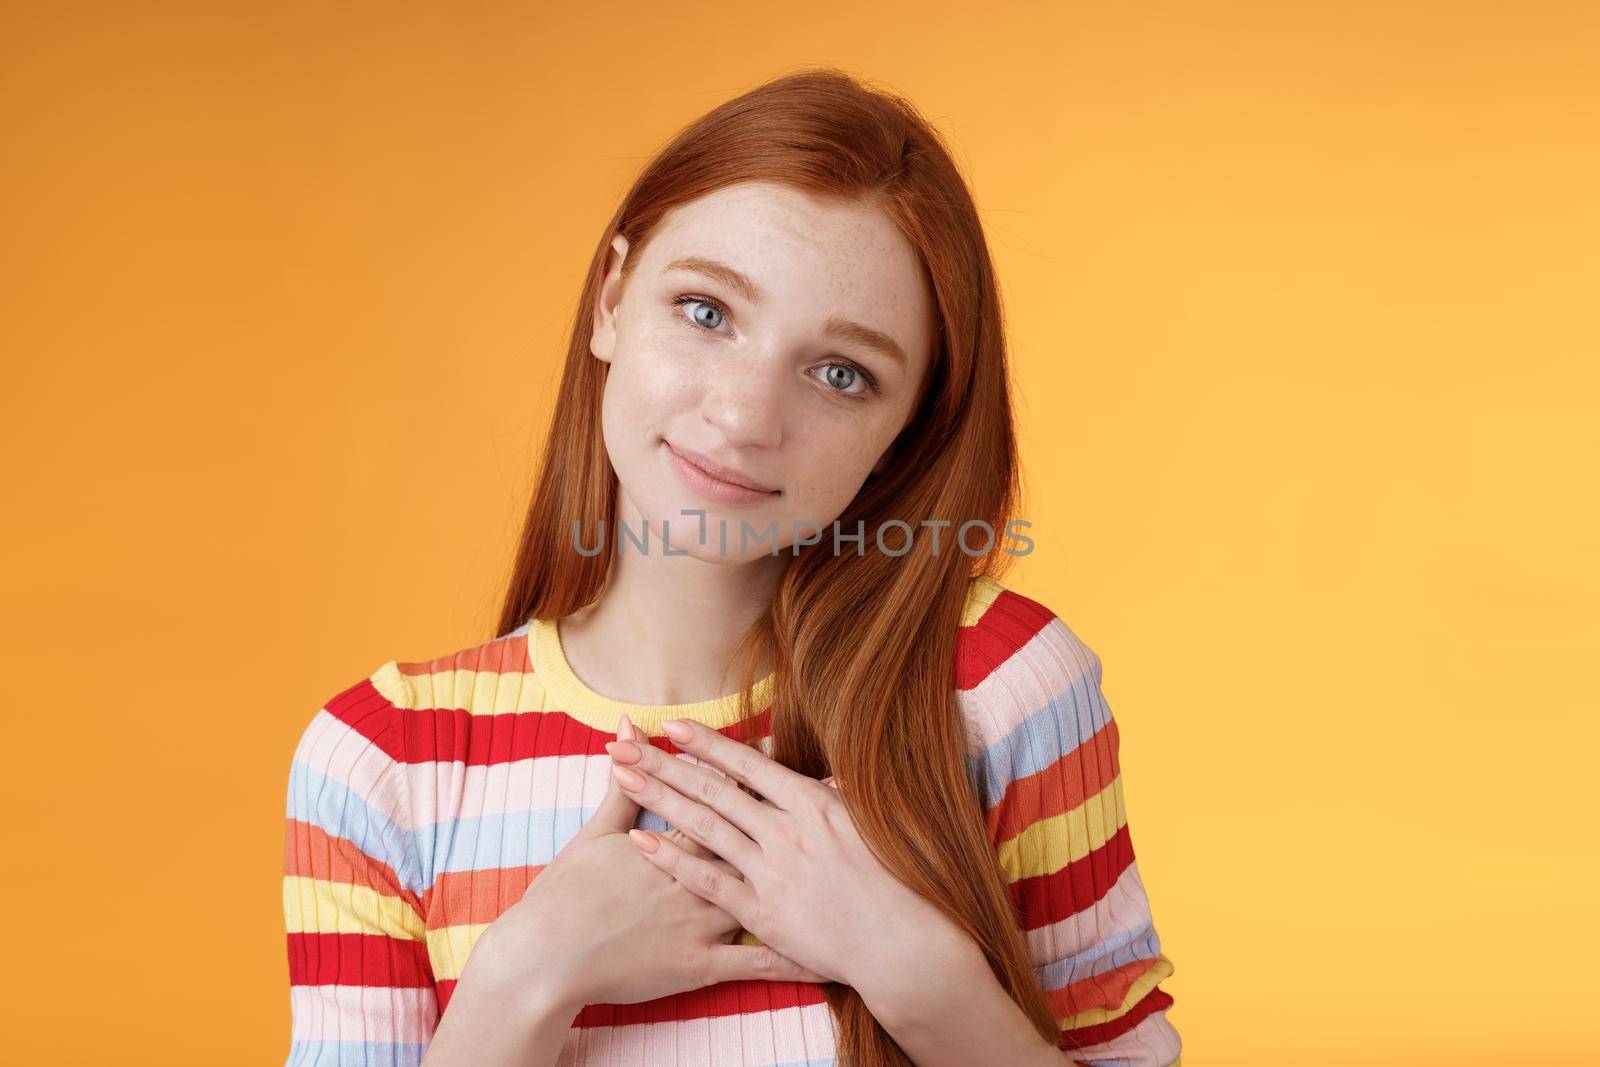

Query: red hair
[495,66,1055,1065]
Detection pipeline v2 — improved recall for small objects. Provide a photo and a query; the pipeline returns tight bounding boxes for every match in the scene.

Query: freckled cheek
[609,335,706,419]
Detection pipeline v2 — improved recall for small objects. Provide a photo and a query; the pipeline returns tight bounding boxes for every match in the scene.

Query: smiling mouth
[663,440,782,504]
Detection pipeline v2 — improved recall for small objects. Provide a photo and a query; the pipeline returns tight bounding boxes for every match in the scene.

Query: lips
[663,440,781,508]
[665,441,778,494]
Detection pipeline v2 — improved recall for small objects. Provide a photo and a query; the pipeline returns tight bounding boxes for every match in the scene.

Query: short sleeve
[960,596,1182,1066]
[282,671,439,1066]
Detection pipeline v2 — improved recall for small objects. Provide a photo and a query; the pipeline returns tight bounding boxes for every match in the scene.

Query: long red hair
[494,66,1057,1065]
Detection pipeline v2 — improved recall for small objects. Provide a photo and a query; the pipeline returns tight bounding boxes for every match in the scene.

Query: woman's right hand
[466,713,830,1017]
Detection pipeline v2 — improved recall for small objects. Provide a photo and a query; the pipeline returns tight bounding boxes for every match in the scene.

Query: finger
[610,762,762,873]
[626,828,759,921]
[706,943,833,986]
[583,713,642,836]
[657,718,828,815]
[665,829,745,882]
[606,735,779,847]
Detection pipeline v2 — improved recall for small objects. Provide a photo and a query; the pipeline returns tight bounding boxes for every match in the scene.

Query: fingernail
[612,765,646,791]
[661,719,692,742]
[605,740,642,764]
[627,828,659,853]
[619,712,632,739]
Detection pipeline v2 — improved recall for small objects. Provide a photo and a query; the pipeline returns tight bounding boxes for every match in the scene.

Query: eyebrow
[662,255,910,370]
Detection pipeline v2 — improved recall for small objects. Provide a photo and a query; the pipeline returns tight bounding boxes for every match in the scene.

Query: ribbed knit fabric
[282,574,1182,1066]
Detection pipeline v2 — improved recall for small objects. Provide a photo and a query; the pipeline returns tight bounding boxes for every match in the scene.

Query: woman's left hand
[603,718,973,1000]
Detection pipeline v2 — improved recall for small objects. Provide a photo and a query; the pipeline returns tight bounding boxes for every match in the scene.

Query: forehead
[639,181,934,356]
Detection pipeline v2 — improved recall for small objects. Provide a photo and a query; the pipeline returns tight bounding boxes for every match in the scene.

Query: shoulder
[956,574,1104,699]
[955,574,1113,774]
[288,658,413,769]
[290,622,536,766]
[385,622,537,718]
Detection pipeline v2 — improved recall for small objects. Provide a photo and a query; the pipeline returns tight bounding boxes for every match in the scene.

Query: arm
[419,923,580,1067]
[858,933,1082,1067]
[848,601,1183,1066]
[282,676,441,1065]
[953,601,1183,1066]
[283,672,590,1066]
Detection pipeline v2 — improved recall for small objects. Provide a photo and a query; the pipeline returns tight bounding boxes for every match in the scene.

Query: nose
[698,351,785,450]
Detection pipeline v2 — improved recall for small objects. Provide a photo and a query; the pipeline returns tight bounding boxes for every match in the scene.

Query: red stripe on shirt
[985,717,1121,846]
[1059,985,1175,1050]
[955,588,1057,691]
[395,704,773,765]
[1046,956,1165,1020]
[320,677,406,761]
[1007,823,1137,929]
[287,931,435,989]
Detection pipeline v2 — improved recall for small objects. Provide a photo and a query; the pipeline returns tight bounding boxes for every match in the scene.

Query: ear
[590,233,631,364]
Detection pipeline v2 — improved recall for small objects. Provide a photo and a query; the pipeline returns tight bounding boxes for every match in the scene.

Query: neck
[558,496,788,706]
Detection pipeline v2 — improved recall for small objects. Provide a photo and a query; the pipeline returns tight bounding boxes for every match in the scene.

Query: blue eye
[671,293,882,401]
[811,361,880,399]
[672,294,726,331]
[823,365,859,392]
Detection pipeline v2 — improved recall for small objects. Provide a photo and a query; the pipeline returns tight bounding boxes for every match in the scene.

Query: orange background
[2,3,1596,1063]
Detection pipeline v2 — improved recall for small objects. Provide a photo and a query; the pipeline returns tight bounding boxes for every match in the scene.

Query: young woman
[283,68,1182,1067]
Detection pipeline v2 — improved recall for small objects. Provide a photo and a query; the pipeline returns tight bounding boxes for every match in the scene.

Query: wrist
[467,921,585,1023]
[853,927,985,1030]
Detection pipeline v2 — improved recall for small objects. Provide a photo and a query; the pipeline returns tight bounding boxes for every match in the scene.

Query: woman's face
[590,180,936,562]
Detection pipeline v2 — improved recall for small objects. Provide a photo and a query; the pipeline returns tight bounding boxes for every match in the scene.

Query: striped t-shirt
[282,574,1182,1066]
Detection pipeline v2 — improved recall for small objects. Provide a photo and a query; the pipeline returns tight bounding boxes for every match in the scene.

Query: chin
[662,505,755,556]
